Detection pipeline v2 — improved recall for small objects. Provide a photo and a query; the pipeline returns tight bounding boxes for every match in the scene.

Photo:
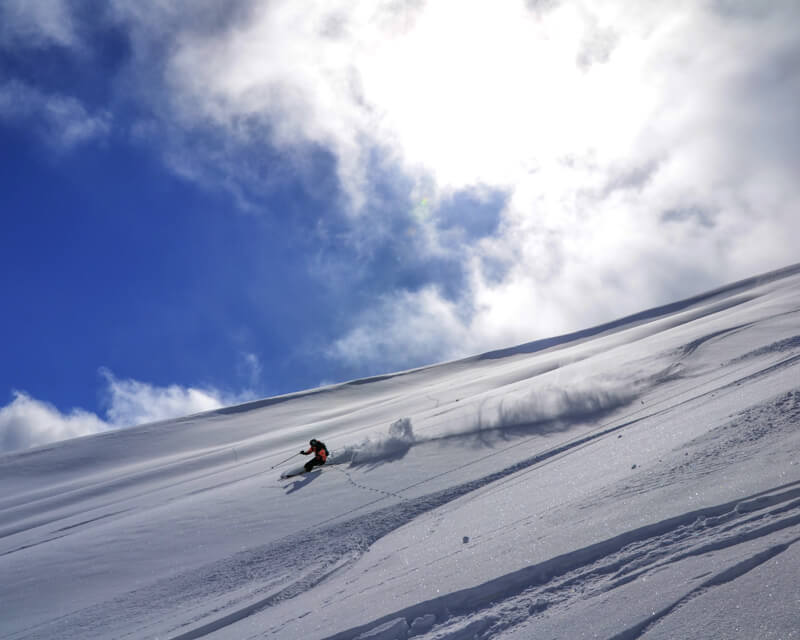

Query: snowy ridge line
[318,481,800,640]
[469,258,800,362]
[200,261,798,418]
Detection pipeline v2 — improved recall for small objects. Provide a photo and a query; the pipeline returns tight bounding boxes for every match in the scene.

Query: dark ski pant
[304,456,325,473]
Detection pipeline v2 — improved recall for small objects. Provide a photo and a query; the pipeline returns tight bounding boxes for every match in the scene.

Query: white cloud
[0,81,111,149]
[158,0,793,366]
[0,392,109,453]
[328,286,471,368]
[99,370,234,428]
[15,1,796,370]
[0,372,255,454]
[0,0,79,50]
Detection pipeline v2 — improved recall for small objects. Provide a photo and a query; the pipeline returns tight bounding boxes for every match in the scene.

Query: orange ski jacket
[303,443,328,462]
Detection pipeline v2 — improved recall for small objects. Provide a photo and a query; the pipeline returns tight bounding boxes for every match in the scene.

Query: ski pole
[270,452,301,470]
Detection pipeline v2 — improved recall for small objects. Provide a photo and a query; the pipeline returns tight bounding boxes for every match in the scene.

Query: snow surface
[2,264,800,640]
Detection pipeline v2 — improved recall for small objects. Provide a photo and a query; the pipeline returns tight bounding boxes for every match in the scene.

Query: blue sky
[2,0,799,452]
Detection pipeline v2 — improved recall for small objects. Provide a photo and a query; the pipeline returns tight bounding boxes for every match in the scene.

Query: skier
[300,438,329,473]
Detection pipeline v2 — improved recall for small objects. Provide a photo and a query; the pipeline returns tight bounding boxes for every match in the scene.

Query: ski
[279,460,338,479]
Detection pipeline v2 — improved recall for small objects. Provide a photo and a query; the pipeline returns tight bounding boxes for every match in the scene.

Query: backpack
[317,440,329,457]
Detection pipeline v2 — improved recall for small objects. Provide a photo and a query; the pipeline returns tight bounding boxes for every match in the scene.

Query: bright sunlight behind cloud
[156,0,800,367]
[5,0,799,382]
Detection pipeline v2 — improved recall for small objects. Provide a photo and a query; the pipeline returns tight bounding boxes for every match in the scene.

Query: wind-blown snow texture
[2,264,800,639]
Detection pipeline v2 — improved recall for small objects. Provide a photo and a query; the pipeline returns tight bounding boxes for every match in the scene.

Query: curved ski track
[322,482,800,640]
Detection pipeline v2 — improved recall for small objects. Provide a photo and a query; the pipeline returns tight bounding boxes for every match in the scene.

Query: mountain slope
[2,264,800,640]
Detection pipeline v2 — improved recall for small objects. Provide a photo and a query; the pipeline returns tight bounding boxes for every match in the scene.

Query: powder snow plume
[336,417,417,465]
[474,379,639,434]
[333,377,639,466]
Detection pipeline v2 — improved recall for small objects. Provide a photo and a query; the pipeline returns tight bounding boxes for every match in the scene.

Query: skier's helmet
[310,439,317,446]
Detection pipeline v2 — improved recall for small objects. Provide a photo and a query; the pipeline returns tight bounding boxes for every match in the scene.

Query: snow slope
[2,264,800,640]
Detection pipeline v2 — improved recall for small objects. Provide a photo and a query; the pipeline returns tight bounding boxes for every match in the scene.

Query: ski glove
[300,450,305,454]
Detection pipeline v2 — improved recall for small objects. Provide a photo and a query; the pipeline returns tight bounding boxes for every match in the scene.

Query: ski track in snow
[321,483,800,640]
